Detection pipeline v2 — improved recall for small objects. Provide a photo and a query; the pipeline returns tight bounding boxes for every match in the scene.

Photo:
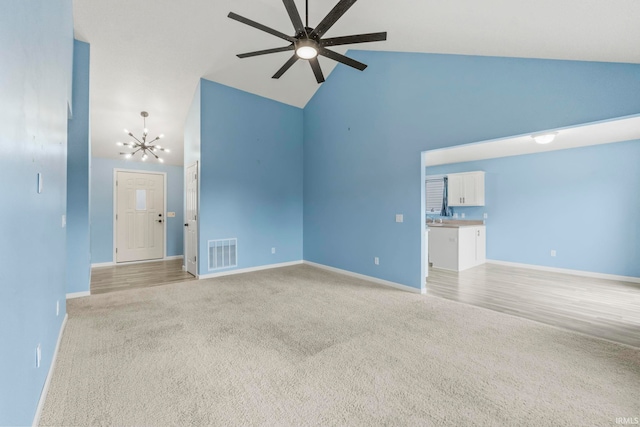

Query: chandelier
[117,111,169,162]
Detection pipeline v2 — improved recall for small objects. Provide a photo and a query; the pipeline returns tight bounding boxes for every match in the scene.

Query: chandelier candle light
[117,111,169,162]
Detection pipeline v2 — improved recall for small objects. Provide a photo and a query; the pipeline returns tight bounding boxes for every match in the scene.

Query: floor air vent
[208,238,237,270]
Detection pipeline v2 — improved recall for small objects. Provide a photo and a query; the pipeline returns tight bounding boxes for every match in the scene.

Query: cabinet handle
[463,197,465,203]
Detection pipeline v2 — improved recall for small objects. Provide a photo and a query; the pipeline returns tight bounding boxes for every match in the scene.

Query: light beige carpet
[40,265,639,426]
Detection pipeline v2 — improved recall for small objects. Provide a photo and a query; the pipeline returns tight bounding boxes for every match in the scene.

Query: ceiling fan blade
[309,58,325,83]
[310,0,358,39]
[272,54,299,79]
[321,31,387,47]
[282,0,306,36]
[237,45,295,58]
[228,12,295,43]
[318,47,367,71]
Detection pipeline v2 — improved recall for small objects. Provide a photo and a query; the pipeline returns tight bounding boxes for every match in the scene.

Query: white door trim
[184,161,199,276]
[113,168,167,264]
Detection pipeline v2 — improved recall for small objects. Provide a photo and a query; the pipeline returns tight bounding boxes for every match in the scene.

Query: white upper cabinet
[447,171,485,206]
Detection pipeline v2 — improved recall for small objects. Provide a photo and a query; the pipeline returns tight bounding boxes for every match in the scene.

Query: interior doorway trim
[112,168,168,264]
[184,161,199,277]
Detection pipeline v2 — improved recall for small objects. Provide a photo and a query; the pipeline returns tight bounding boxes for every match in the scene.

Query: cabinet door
[447,174,465,206]
[462,173,477,205]
[475,226,486,263]
[469,172,485,206]
[458,227,476,270]
[428,227,459,271]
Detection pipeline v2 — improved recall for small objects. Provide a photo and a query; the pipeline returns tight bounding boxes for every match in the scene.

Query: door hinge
[194,214,197,221]
[116,180,118,186]
[195,173,197,180]
[194,256,197,262]
[116,248,118,253]
[116,214,118,220]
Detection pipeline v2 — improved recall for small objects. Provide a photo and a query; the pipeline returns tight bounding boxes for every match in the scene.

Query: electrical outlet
[551,250,556,257]
[483,213,488,219]
[374,257,379,265]
[395,214,403,223]
[271,247,276,254]
[36,344,41,368]
[56,300,59,316]
[461,213,465,219]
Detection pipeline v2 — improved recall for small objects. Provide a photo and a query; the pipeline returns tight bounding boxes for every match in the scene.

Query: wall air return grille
[208,238,237,271]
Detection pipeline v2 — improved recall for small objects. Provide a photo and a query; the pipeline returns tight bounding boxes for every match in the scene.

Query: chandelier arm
[129,134,144,144]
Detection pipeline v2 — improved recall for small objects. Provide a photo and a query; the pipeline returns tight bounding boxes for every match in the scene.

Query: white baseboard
[66,291,90,299]
[304,261,425,294]
[486,259,640,284]
[33,313,67,427]
[91,261,115,268]
[198,260,303,280]
[91,255,183,269]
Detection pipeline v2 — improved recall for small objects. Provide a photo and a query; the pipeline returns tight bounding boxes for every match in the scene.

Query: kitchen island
[428,220,486,272]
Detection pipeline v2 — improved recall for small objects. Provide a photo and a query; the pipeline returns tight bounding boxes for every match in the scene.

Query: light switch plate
[167,212,176,218]
[395,214,403,223]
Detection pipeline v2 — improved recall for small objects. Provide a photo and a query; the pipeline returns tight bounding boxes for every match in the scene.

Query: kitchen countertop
[427,220,485,228]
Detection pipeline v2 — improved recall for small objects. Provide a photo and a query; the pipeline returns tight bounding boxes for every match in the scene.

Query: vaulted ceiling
[73,0,640,165]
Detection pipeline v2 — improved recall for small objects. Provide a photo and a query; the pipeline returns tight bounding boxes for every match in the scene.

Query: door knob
[184,223,189,227]
[157,219,163,223]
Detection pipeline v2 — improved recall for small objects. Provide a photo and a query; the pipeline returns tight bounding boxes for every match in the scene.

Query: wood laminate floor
[91,259,195,295]
[427,263,640,347]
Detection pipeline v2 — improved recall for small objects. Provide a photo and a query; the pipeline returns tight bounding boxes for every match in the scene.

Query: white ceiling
[425,114,640,166]
[74,0,640,165]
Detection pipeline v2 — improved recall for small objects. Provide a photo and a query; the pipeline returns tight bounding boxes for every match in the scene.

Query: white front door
[185,163,198,276]
[115,171,165,263]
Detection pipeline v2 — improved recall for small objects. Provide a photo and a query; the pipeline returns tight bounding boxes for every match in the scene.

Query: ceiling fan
[228,0,387,83]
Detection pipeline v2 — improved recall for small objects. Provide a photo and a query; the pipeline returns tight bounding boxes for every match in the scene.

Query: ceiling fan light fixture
[229,0,387,83]
[532,132,558,144]
[296,40,318,59]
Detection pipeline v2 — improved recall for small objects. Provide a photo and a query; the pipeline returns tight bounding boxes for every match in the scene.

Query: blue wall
[427,140,640,277]
[67,40,91,294]
[199,79,303,274]
[304,51,640,290]
[90,157,184,264]
[0,1,73,425]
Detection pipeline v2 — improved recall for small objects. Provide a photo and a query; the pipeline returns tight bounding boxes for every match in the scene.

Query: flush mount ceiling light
[228,0,387,83]
[532,132,558,145]
[117,111,169,162]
